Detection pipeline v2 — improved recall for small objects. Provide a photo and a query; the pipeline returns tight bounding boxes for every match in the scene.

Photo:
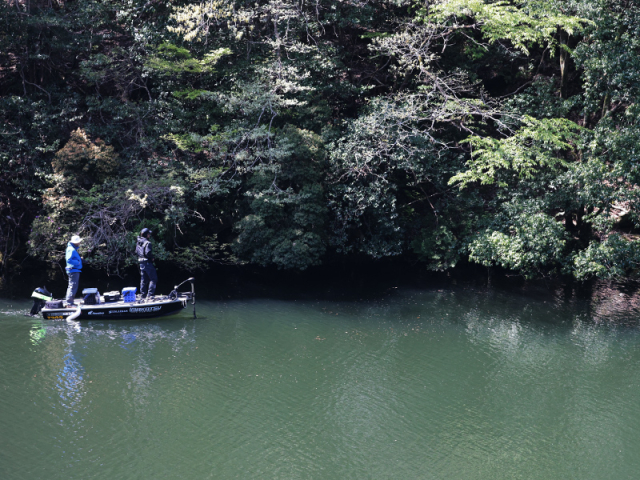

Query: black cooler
[103,291,122,302]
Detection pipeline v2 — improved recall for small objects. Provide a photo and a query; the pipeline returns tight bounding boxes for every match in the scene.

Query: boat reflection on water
[29,319,199,419]
[31,318,198,351]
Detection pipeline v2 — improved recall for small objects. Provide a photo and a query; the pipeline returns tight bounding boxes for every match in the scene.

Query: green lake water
[1,285,640,479]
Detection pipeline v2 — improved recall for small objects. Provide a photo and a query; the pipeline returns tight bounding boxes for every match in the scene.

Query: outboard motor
[30,287,53,316]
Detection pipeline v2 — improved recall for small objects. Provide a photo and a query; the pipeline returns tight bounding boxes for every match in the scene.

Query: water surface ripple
[1,287,639,479]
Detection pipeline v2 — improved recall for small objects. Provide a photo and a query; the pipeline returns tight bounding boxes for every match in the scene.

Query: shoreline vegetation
[1,0,639,291]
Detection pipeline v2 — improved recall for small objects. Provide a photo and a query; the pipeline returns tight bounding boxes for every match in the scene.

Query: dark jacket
[136,236,154,262]
[65,242,82,273]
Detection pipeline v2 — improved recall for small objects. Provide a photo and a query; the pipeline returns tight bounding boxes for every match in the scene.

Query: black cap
[141,228,152,236]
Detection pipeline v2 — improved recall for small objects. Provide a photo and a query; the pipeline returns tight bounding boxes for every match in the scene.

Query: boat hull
[42,298,188,320]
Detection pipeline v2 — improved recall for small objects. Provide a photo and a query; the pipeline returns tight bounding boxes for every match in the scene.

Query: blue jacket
[65,242,83,273]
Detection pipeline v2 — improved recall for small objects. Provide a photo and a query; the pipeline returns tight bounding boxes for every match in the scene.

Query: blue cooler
[122,287,137,302]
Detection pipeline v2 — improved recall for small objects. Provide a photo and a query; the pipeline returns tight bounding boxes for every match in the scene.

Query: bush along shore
[1,0,639,288]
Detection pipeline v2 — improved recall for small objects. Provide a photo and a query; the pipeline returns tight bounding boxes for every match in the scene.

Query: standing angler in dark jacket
[136,228,158,299]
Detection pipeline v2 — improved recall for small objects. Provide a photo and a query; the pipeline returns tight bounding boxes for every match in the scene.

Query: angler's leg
[140,264,149,298]
[65,272,80,306]
[146,263,158,297]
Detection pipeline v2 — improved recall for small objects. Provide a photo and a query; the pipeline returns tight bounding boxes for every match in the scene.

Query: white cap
[71,235,83,244]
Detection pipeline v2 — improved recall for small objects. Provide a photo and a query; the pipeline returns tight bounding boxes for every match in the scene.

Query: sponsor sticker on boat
[45,311,73,319]
[128,306,162,313]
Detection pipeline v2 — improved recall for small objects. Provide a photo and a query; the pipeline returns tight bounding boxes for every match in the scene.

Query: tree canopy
[1,0,639,283]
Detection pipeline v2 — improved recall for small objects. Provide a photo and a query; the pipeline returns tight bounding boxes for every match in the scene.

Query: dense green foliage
[1,0,639,282]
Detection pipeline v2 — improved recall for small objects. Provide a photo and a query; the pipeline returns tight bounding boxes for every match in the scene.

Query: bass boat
[30,278,196,321]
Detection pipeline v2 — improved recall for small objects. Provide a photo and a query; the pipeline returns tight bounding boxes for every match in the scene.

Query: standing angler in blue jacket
[65,235,83,306]
[136,228,158,299]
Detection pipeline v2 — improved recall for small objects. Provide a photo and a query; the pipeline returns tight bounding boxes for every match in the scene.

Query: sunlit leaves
[52,128,120,186]
[145,43,231,76]
[426,0,590,55]
[469,211,567,279]
[168,0,236,42]
[451,116,583,188]
[572,234,640,280]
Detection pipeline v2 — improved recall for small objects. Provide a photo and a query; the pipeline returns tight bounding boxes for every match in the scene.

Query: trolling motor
[30,287,53,316]
[169,277,196,318]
